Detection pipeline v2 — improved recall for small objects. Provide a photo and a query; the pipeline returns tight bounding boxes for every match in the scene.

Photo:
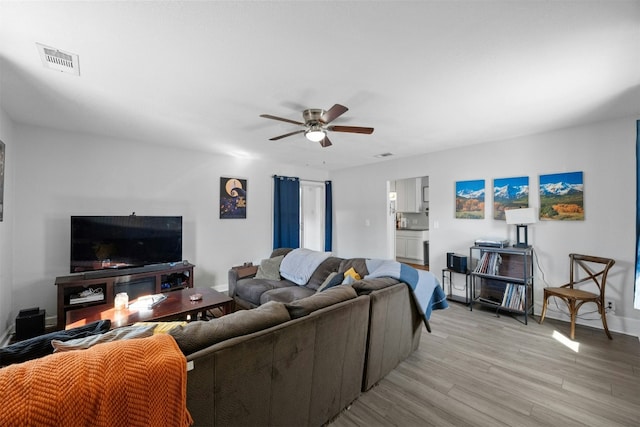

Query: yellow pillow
[343,267,361,281]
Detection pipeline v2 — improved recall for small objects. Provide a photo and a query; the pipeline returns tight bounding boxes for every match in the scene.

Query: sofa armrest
[362,282,422,391]
[228,265,258,297]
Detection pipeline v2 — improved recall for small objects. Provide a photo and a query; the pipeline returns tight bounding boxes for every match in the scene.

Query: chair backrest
[568,253,615,299]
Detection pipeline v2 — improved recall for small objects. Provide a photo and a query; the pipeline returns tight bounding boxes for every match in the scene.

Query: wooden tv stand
[55,262,194,330]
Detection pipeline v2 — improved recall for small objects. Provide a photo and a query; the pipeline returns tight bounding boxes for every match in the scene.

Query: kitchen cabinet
[396,178,422,213]
[395,236,408,258]
[395,229,429,263]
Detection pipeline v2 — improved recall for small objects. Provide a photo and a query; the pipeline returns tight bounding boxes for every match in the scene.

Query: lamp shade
[305,129,326,142]
[505,207,537,225]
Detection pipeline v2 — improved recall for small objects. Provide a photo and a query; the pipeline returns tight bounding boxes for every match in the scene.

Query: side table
[442,268,471,307]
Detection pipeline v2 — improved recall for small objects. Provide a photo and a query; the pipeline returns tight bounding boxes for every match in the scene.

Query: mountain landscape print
[539,171,584,220]
[456,179,485,219]
[494,176,529,220]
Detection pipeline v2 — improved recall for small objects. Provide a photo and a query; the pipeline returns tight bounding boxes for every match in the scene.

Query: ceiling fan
[260,104,374,147]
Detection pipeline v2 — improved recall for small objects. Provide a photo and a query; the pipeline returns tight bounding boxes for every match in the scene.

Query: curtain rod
[273,175,330,184]
[300,179,329,184]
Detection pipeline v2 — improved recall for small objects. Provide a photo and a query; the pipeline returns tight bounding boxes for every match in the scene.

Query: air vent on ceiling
[36,43,80,76]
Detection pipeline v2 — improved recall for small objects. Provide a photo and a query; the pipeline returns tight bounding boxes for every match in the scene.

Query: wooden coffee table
[65,287,234,330]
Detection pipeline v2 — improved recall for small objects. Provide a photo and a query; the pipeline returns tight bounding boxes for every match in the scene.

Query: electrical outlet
[606,300,615,313]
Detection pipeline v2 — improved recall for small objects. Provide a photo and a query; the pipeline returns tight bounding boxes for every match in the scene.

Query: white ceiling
[1,1,639,171]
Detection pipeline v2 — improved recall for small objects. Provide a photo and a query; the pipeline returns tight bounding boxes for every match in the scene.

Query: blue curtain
[325,181,333,251]
[635,120,640,309]
[273,175,300,249]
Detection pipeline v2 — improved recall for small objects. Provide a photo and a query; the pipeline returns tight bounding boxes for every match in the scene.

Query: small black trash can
[15,307,45,340]
[423,241,429,266]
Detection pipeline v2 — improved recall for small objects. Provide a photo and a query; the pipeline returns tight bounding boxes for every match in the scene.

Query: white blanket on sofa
[280,248,331,285]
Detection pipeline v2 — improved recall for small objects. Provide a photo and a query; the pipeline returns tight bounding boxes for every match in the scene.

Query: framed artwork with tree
[220,177,247,219]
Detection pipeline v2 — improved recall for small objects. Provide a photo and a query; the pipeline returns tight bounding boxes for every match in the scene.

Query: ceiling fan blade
[320,104,348,124]
[319,136,332,147]
[260,114,305,126]
[269,129,305,141]
[327,125,374,134]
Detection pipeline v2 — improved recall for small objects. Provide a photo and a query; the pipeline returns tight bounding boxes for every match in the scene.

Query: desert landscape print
[539,171,584,220]
[456,179,485,219]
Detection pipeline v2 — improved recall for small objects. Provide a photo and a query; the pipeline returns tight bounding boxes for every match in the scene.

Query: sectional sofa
[0,249,439,426]
[183,279,424,425]
[228,248,431,391]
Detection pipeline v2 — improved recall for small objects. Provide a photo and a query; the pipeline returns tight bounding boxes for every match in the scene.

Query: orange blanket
[0,334,192,427]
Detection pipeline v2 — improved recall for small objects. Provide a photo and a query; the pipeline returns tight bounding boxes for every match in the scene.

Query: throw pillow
[339,258,369,278]
[317,272,345,292]
[317,272,337,291]
[255,255,284,280]
[51,324,157,352]
[342,274,356,285]
[305,257,343,290]
[343,267,361,281]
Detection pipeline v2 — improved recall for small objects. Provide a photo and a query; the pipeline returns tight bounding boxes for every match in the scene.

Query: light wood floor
[330,302,640,427]
[404,262,429,271]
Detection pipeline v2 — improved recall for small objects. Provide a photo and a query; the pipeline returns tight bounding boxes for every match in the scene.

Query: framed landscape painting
[455,179,485,219]
[493,176,529,220]
[220,177,247,219]
[539,171,584,220]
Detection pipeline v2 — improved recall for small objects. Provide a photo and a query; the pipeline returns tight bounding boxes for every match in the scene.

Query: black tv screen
[70,215,182,273]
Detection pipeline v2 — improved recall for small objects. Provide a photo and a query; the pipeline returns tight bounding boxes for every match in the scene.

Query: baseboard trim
[540,305,640,338]
[212,283,228,294]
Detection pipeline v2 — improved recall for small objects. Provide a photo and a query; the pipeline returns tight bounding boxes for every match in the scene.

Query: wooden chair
[539,253,615,340]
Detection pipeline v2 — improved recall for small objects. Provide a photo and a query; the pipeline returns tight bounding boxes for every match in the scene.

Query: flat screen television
[70,215,182,273]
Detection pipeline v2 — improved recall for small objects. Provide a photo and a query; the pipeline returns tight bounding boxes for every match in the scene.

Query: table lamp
[505,207,537,248]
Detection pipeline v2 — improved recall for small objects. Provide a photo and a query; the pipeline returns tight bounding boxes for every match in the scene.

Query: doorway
[389,176,429,268]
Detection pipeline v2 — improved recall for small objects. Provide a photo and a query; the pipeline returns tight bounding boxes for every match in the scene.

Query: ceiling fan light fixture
[305,128,326,142]
[260,104,373,147]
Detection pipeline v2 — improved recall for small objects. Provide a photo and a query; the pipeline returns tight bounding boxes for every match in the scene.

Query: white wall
[11,123,328,326]
[331,116,640,337]
[5,116,640,338]
[0,107,14,340]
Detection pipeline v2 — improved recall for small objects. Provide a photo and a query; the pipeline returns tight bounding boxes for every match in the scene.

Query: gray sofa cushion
[235,277,297,306]
[260,286,315,304]
[285,285,357,319]
[169,301,291,355]
[271,248,294,258]
[352,277,401,295]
